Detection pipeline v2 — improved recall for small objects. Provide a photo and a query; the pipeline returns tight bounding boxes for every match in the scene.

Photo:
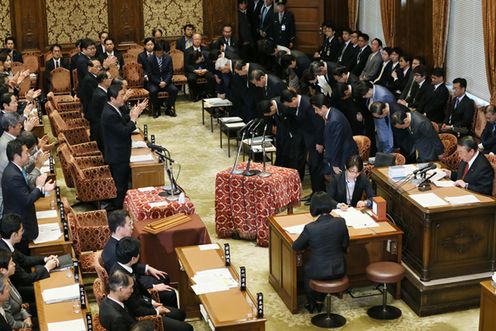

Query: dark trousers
[109,162,130,209]
[149,83,178,110]
[162,307,192,331]
[307,148,325,193]
[186,72,214,99]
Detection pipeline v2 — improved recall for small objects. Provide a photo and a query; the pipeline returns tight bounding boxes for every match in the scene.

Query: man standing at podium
[442,136,494,196]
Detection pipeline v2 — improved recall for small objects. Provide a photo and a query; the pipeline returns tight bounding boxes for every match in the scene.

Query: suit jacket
[323,108,358,174]
[96,44,106,58]
[451,152,494,196]
[99,51,125,70]
[137,51,153,75]
[0,240,49,286]
[99,297,137,331]
[374,60,393,86]
[44,57,70,90]
[213,37,239,53]
[249,0,264,35]
[399,68,415,100]
[0,132,15,214]
[0,313,12,331]
[263,74,285,100]
[2,163,42,240]
[390,66,410,95]
[408,79,433,114]
[101,103,136,165]
[3,279,31,329]
[258,4,275,35]
[146,54,173,86]
[102,237,147,276]
[352,45,372,77]
[79,73,98,118]
[481,122,496,154]
[271,10,296,47]
[110,263,156,317]
[360,51,382,81]
[423,83,449,123]
[338,42,358,71]
[319,35,341,63]
[184,47,210,74]
[444,94,475,133]
[327,172,375,209]
[76,54,92,92]
[238,9,254,46]
[175,36,192,53]
[292,214,349,280]
[88,86,107,124]
[407,111,444,162]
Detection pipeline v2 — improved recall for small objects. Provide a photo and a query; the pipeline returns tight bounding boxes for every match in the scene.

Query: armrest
[75,155,105,168]
[80,166,113,178]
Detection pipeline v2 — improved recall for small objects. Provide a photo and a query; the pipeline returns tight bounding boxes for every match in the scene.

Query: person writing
[327,155,375,210]
[292,192,349,313]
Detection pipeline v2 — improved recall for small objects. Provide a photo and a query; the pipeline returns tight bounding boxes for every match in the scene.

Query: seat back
[474,105,488,140]
[74,211,110,252]
[57,127,90,145]
[439,133,457,157]
[57,143,76,187]
[126,47,143,58]
[94,250,110,293]
[353,135,371,162]
[123,62,145,88]
[50,67,71,94]
[72,68,78,94]
[93,278,107,306]
[123,52,138,64]
[170,48,185,74]
[22,52,40,74]
[485,154,496,197]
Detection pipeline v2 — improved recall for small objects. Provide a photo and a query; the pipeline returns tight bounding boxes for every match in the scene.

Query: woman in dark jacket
[292,191,349,312]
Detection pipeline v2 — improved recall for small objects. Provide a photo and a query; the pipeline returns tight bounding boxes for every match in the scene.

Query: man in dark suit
[442,136,494,196]
[391,107,444,163]
[390,53,411,96]
[249,0,264,41]
[271,0,296,48]
[257,0,275,40]
[398,64,432,115]
[399,56,424,100]
[101,85,147,210]
[310,94,358,179]
[89,71,112,151]
[233,61,265,121]
[351,33,372,77]
[146,45,178,118]
[2,140,55,253]
[0,273,13,331]
[44,44,70,92]
[110,237,192,331]
[96,31,109,58]
[76,38,97,97]
[102,210,176,307]
[152,28,170,53]
[238,0,255,62]
[250,68,285,100]
[359,38,383,81]
[137,38,155,86]
[0,214,58,301]
[480,105,496,154]
[99,270,137,331]
[373,47,393,87]
[213,24,239,56]
[70,40,82,71]
[3,37,22,63]
[98,36,124,75]
[184,33,214,101]
[175,24,195,53]
[337,29,359,71]
[422,67,449,123]
[80,59,102,120]
[314,22,341,62]
[441,77,475,136]
[333,65,358,86]
[292,192,349,310]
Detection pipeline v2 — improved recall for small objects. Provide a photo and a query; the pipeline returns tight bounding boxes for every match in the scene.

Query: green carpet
[55,96,480,330]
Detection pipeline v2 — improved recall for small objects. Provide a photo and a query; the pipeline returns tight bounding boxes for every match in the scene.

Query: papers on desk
[132,140,148,149]
[138,186,156,192]
[204,97,232,107]
[42,283,79,304]
[409,193,449,207]
[148,201,169,208]
[445,195,480,205]
[33,223,62,244]
[199,243,220,251]
[48,318,86,331]
[130,154,154,163]
[333,208,378,229]
[284,224,306,234]
[425,169,448,182]
[36,210,58,219]
[388,164,417,180]
[433,180,455,187]
[191,268,238,295]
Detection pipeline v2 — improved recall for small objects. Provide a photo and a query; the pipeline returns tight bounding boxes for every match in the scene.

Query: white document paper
[48,318,86,331]
[191,282,230,295]
[333,208,378,228]
[425,169,448,182]
[33,223,62,244]
[42,283,79,304]
[433,180,455,187]
[219,117,243,123]
[138,186,155,192]
[204,97,232,107]
[36,210,58,219]
[199,244,220,251]
[193,268,238,289]
[409,193,449,207]
[40,166,51,173]
[132,140,148,149]
[130,154,154,163]
[148,201,169,208]
[284,224,306,234]
[445,195,480,205]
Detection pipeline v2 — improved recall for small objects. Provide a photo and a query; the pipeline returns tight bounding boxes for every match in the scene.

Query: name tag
[281,24,286,31]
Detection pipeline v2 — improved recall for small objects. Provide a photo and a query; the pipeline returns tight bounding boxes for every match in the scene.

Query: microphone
[240,118,259,133]
[250,119,264,133]
[413,162,436,175]
[146,142,169,153]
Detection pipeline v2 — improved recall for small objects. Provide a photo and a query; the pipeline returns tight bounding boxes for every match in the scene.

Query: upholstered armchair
[353,135,371,162]
[123,62,150,104]
[71,155,117,203]
[439,133,460,172]
[484,154,496,197]
[58,129,101,157]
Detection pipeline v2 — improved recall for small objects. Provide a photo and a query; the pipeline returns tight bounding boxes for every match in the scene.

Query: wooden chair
[50,67,72,95]
[485,154,496,197]
[353,135,371,162]
[473,105,488,141]
[123,62,149,104]
[22,52,40,74]
[126,46,144,59]
[123,52,138,64]
[72,68,78,95]
[169,48,188,91]
[93,313,164,331]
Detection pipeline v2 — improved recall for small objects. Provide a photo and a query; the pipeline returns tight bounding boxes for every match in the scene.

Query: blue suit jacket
[371,85,396,153]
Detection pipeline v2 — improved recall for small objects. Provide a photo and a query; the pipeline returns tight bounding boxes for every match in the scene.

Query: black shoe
[304,303,315,314]
[301,193,313,202]
[153,112,160,119]
[165,107,177,117]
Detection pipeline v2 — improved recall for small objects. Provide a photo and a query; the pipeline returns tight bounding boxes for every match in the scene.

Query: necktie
[492,123,496,134]
[157,57,162,71]
[226,39,230,46]
[462,163,469,179]
[338,43,347,62]
[356,48,363,63]
[261,6,267,28]
[21,168,28,183]
[279,13,283,24]
[186,38,192,49]
[374,63,387,83]
[55,59,59,68]
[454,98,460,109]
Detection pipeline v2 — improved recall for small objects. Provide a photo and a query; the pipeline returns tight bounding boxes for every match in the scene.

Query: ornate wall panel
[45,0,108,45]
[143,0,203,37]
[0,0,12,44]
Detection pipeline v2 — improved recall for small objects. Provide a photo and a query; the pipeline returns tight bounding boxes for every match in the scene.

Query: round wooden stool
[366,261,405,320]
[309,276,349,328]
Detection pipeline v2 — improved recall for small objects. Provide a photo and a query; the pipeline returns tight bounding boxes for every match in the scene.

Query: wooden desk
[371,166,496,315]
[268,212,403,313]
[176,245,266,331]
[31,191,72,256]
[130,132,165,188]
[479,280,496,331]
[34,269,87,331]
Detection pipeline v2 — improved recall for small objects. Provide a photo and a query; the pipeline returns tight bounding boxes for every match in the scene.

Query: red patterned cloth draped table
[215,162,301,246]
[124,187,195,221]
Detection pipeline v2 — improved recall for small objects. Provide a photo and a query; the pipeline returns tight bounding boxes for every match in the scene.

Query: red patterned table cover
[215,162,301,246]
[124,187,195,222]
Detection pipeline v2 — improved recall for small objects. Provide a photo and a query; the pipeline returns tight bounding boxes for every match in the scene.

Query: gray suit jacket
[360,51,382,81]
[2,279,31,329]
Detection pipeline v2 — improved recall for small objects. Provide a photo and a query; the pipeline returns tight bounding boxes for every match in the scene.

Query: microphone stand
[258,124,271,178]
[231,128,248,175]
[155,150,180,200]
[243,122,261,177]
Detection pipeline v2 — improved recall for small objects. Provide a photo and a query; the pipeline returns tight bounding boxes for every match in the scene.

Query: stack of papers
[132,140,147,149]
[130,154,154,163]
[333,208,379,229]
[48,319,86,331]
[36,210,58,219]
[42,283,79,304]
[148,201,169,208]
[284,224,306,234]
[409,193,448,207]
[191,268,238,295]
[199,244,220,251]
[433,180,455,187]
[205,98,232,106]
[33,223,62,244]
[138,186,156,192]
[445,195,480,205]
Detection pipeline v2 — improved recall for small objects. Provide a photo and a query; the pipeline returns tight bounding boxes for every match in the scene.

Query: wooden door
[203,0,237,40]
[286,0,324,55]
[10,0,48,51]
[108,0,144,46]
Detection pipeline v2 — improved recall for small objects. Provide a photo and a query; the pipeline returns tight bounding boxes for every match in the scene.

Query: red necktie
[462,163,469,179]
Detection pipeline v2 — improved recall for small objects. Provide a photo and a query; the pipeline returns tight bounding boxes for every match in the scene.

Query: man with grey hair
[0,273,12,330]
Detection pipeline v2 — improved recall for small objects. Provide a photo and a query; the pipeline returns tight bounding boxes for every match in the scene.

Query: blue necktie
[21,169,28,184]
[260,6,267,28]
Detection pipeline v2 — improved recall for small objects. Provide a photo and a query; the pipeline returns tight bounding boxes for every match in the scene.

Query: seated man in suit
[442,136,494,195]
[2,140,55,253]
[327,155,375,210]
[44,44,70,92]
[99,37,124,75]
[146,45,178,118]
[422,67,449,123]
[390,107,445,163]
[102,210,177,308]
[110,237,192,331]
[0,250,35,330]
[184,33,214,101]
[0,214,58,301]
[3,37,22,63]
[480,105,496,154]
[99,269,137,331]
[175,24,195,53]
[0,273,13,330]
[441,77,475,136]
[398,64,432,114]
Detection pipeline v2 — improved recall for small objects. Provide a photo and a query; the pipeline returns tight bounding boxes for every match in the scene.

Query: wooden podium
[371,166,496,316]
